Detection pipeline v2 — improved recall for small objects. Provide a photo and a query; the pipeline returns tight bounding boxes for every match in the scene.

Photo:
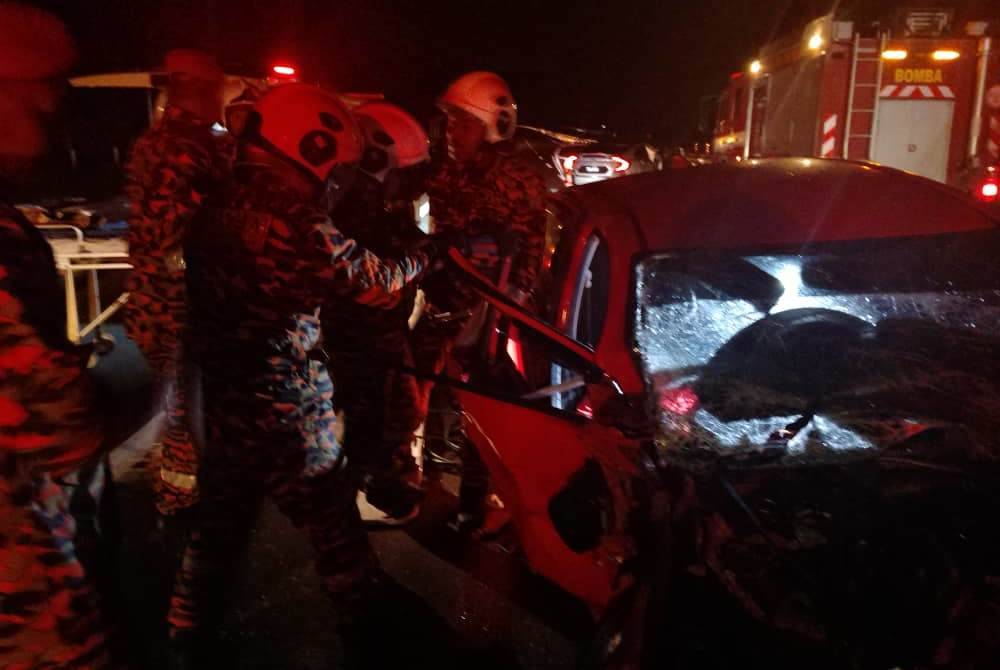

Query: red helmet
[354,102,429,182]
[438,71,517,143]
[251,83,363,186]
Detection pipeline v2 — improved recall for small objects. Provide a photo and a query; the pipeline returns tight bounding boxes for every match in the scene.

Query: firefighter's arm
[307,213,431,309]
[499,166,548,294]
[0,257,103,479]
[427,164,466,235]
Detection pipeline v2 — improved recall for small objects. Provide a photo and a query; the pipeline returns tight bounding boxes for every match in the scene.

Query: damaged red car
[440,158,1000,669]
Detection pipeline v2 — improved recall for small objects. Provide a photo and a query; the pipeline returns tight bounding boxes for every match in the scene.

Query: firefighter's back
[187,170,328,377]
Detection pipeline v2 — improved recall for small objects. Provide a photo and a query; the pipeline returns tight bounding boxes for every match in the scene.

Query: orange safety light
[931,49,960,62]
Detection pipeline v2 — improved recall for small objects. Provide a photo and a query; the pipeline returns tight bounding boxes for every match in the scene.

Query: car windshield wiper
[715,413,814,467]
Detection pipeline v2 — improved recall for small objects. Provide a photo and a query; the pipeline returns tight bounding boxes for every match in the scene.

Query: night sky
[25,0,951,143]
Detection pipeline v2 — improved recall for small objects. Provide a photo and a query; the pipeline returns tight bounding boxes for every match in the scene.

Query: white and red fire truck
[713,6,1000,200]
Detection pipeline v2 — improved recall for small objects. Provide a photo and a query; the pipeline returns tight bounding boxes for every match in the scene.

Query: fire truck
[713,5,1000,193]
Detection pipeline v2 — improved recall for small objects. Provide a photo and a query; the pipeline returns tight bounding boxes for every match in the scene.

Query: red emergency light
[976,178,999,203]
[271,64,296,77]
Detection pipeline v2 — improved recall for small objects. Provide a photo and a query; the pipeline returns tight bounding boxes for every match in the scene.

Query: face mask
[389,162,431,205]
[359,135,393,183]
[322,163,359,211]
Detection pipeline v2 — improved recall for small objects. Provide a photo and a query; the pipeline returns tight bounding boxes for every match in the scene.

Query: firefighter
[325,102,433,524]
[0,3,111,666]
[123,49,231,517]
[412,71,548,533]
[166,84,440,659]
[223,81,265,140]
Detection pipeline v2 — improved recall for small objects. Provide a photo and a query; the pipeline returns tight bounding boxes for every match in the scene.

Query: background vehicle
[714,5,1000,187]
[513,125,593,193]
[663,146,709,168]
[553,142,662,186]
[437,158,1000,668]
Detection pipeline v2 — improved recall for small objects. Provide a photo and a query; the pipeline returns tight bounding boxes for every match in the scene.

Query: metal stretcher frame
[38,224,132,345]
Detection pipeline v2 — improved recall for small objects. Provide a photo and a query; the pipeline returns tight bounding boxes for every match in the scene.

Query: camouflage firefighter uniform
[0,203,110,668]
[411,149,547,514]
[123,104,233,515]
[166,170,429,634]
[323,181,424,507]
[417,147,547,362]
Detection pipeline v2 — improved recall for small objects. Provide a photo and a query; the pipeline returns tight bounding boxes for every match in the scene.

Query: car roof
[566,158,998,252]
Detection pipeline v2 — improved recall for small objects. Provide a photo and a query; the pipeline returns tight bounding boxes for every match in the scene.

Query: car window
[633,230,1000,468]
[535,197,610,410]
[567,235,609,348]
[447,305,599,421]
[447,201,608,415]
[536,200,576,323]
[546,234,608,410]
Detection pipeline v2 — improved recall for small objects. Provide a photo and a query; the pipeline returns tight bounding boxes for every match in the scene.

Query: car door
[444,251,647,610]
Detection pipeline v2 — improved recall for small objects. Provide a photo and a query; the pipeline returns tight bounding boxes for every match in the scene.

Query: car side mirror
[581,370,647,435]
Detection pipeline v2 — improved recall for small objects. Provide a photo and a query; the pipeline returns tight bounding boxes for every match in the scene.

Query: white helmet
[438,71,517,143]
[354,102,429,183]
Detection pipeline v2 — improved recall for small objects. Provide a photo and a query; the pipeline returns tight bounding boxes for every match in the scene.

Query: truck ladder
[843,33,885,160]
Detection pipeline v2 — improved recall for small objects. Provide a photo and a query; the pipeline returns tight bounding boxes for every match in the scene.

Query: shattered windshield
[634,229,1000,467]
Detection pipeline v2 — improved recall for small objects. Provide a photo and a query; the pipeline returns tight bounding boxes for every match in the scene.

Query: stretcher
[38,224,132,358]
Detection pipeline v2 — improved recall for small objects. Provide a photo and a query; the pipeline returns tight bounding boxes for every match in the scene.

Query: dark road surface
[92,326,586,670]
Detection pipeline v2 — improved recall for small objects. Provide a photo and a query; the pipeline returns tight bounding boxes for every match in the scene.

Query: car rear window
[633,229,1000,468]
